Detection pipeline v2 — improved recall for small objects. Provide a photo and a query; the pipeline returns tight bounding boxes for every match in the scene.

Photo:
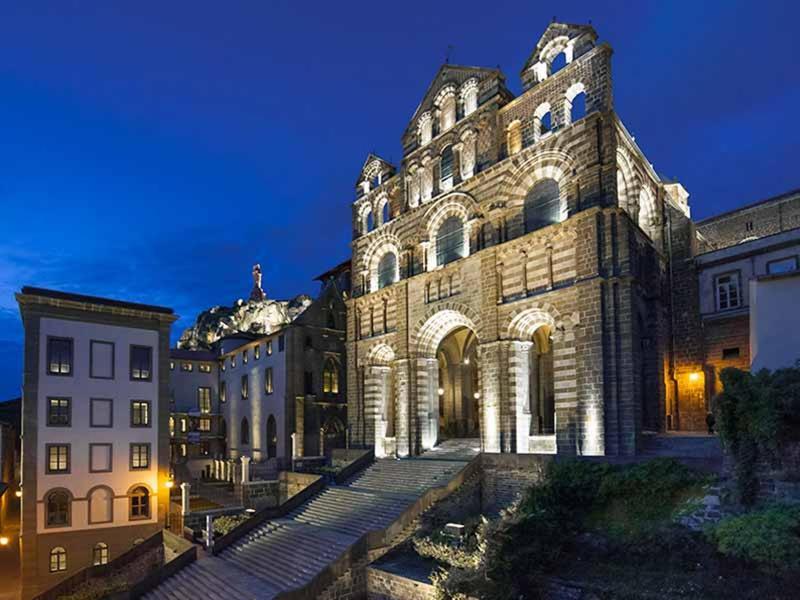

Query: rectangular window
[47,397,71,427]
[199,363,212,373]
[130,345,153,381]
[265,368,273,394]
[90,340,115,379]
[241,375,249,400]
[304,371,313,395]
[181,418,187,433]
[278,335,285,352]
[90,398,113,427]
[46,444,70,474]
[170,360,175,370]
[181,362,193,372]
[715,272,741,311]
[130,443,151,470]
[220,381,227,403]
[243,350,248,364]
[89,443,112,473]
[266,340,273,356]
[722,347,741,360]
[180,443,187,457]
[130,400,151,427]
[198,417,211,432]
[47,337,73,376]
[767,256,798,275]
[198,387,211,413]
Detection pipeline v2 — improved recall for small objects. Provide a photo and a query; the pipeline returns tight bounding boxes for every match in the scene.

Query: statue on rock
[250,263,266,301]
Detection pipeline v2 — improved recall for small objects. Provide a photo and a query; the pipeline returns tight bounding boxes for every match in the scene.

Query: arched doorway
[436,327,480,439]
[527,325,555,435]
[266,415,277,459]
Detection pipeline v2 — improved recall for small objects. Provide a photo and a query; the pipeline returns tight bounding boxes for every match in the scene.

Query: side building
[167,349,224,480]
[219,265,349,465]
[16,287,176,599]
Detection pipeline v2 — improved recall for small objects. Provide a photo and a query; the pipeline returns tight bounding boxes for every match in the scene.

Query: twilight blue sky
[1,1,799,400]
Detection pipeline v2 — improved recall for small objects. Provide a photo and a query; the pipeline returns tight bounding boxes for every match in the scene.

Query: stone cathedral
[346,22,693,457]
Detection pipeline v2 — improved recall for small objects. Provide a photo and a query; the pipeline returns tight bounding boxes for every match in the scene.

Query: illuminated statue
[250,263,266,301]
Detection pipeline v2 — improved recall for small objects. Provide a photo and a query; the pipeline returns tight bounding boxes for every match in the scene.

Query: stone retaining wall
[366,567,436,600]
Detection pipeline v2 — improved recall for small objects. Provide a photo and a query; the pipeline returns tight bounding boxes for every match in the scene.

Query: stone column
[508,341,534,453]
[240,456,251,483]
[180,482,191,516]
[417,357,439,451]
[319,427,325,457]
[290,433,297,459]
[394,359,411,457]
[478,341,502,453]
[371,365,392,457]
[227,459,236,483]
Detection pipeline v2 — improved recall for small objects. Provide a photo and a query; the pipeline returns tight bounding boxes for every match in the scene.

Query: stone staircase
[143,440,478,600]
[639,432,723,473]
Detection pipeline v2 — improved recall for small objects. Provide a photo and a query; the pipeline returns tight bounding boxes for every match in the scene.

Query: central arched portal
[436,327,480,439]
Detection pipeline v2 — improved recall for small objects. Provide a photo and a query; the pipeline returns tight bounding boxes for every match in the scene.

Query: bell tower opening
[528,325,555,435]
[436,326,480,439]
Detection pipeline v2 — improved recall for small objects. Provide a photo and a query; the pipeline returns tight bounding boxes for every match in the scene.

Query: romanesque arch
[418,192,480,271]
[365,342,397,457]
[504,150,575,222]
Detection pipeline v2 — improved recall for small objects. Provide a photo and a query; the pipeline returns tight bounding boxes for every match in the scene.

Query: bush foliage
[715,365,800,505]
[709,504,800,570]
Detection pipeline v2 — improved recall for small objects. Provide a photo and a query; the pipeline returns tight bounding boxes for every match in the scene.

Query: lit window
[198,387,211,413]
[47,397,71,427]
[49,547,67,572]
[129,486,150,519]
[265,368,273,394]
[243,350,248,364]
[46,445,70,474]
[130,400,150,427]
[767,256,798,274]
[169,416,175,436]
[180,418,187,433]
[440,146,454,190]
[715,272,741,311]
[436,216,465,266]
[180,443,187,457]
[231,355,236,368]
[241,375,249,400]
[199,363,212,373]
[254,345,261,360]
[130,346,152,381]
[47,337,73,376]
[130,443,150,470]
[266,340,273,355]
[93,543,109,566]
[323,360,339,395]
[198,418,211,432]
[220,381,227,403]
[170,361,175,371]
[181,362,193,372]
[45,490,70,527]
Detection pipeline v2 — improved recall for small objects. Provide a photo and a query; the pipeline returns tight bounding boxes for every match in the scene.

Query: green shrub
[709,504,800,570]
[213,513,249,536]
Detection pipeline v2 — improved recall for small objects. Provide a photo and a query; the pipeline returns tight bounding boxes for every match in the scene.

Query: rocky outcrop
[177,294,312,350]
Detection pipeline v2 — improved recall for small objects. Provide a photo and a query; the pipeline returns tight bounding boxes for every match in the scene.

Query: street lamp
[0,535,9,546]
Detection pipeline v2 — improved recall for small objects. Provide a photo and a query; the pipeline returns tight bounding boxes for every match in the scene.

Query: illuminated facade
[347,22,693,457]
[16,287,175,599]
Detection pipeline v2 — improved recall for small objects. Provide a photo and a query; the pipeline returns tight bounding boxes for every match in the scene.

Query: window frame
[220,380,227,403]
[89,340,115,380]
[436,216,465,266]
[266,340,273,356]
[199,363,212,373]
[198,417,211,432]
[46,336,74,377]
[46,396,71,427]
[88,486,114,525]
[45,444,70,475]
[93,543,109,566]
[265,367,273,395]
[128,486,151,520]
[197,387,212,413]
[714,270,742,311]
[241,375,249,400]
[129,345,153,382]
[49,547,67,573]
[88,443,113,474]
[180,362,193,372]
[767,255,799,275]
[130,400,151,428]
[89,398,114,428]
[44,489,71,529]
[129,443,151,471]
[254,345,261,360]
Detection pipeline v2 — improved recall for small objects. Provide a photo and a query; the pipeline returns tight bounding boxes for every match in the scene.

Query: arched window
[377,252,398,289]
[440,94,456,131]
[266,415,277,459]
[540,111,552,136]
[381,201,391,225]
[129,486,150,520]
[462,81,479,116]
[49,547,67,573]
[240,418,250,445]
[570,92,586,123]
[327,303,337,329]
[365,209,374,233]
[88,486,113,524]
[507,121,522,155]
[45,490,70,527]
[93,543,109,566]
[440,146,454,190]
[436,216,465,266]
[419,113,433,145]
[323,359,339,395]
[524,179,561,233]
[550,52,567,75]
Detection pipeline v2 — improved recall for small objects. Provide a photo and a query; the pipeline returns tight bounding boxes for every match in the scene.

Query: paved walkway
[143,440,478,600]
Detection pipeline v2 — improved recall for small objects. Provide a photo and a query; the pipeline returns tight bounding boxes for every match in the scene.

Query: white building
[750,271,800,371]
[16,287,176,599]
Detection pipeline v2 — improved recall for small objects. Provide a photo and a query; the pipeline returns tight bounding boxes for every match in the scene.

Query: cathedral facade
[346,22,693,457]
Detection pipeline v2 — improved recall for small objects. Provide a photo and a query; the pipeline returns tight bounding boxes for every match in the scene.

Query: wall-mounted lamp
[473,392,481,400]
[438,388,445,396]
[0,536,9,546]
[689,372,702,382]
[463,358,470,365]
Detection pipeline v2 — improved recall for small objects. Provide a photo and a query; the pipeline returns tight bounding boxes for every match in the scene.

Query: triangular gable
[520,21,597,77]
[403,63,506,139]
[356,153,396,187]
